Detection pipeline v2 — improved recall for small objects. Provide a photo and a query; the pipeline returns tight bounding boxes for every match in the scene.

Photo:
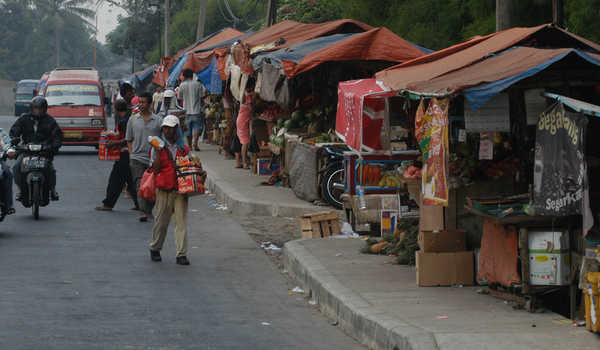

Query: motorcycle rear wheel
[321,165,344,209]
[32,182,40,220]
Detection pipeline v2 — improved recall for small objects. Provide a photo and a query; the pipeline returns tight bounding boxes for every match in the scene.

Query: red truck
[43,68,107,146]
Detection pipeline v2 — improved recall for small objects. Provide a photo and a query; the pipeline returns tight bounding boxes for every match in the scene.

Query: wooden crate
[298,211,341,238]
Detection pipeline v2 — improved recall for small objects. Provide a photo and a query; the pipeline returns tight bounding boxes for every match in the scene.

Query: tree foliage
[277,0,342,23]
[0,0,126,81]
[106,0,600,67]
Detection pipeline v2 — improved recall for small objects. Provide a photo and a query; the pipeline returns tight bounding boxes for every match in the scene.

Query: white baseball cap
[161,115,179,127]
[163,89,175,98]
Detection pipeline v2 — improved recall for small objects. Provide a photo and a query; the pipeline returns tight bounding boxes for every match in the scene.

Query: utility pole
[131,0,137,73]
[266,0,277,27]
[552,0,564,28]
[196,0,207,41]
[164,0,170,57]
[93,0,103,68]
[495,0,513,31]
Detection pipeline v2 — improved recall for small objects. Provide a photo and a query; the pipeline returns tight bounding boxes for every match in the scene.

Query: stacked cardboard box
[416,205,474,286]
[251,147,272,174]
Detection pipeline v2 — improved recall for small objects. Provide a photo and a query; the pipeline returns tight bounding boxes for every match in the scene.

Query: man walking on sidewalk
[178,69,207,151]
[95,99,139,211]
[126,92,163,222]
[149,115,191,265]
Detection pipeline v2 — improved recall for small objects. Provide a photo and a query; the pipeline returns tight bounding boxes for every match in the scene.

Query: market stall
[220,20,428,207]
[342,24,600,325]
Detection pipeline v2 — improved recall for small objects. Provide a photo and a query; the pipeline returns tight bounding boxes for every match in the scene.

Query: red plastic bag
[139,169,156,201]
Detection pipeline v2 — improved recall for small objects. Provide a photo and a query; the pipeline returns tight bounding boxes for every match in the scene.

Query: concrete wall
[0,79,16,115]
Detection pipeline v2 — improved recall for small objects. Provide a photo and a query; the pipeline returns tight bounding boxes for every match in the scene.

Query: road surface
[0,115,364,350]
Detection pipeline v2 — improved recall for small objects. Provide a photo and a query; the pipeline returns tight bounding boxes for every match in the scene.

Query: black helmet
[31,96,48,114]
[119,81,135,98]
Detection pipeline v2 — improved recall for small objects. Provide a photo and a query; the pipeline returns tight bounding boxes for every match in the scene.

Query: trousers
[103,152,138,208]
[150,189,188,257]
[129,158,155,215]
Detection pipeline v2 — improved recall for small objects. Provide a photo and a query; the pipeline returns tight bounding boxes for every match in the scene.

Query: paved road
[0,116,364,350]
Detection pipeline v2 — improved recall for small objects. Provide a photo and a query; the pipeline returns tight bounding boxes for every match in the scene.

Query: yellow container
[585,272,600,333]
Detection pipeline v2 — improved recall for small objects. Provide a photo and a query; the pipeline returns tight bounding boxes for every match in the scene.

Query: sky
[95,1,128,44]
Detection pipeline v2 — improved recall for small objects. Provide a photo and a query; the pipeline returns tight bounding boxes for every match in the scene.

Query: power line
[216,0,234,23]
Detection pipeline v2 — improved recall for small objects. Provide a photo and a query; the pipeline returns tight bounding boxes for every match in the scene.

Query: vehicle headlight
[91,119,104,127]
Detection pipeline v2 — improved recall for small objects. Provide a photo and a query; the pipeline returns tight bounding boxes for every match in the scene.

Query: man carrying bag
[148,115,194,265]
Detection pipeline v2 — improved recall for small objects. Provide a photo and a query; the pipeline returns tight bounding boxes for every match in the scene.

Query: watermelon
[291,110,303,122]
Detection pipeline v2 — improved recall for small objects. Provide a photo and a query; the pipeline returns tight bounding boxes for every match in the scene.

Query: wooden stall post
[519,227,530,294]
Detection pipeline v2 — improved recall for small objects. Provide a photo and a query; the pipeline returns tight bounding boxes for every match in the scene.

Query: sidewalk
[197,143,323,217]
[283,238,599,350]
[197,144,599,350]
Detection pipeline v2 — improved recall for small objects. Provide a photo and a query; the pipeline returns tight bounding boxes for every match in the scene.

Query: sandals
[95,205,113,211]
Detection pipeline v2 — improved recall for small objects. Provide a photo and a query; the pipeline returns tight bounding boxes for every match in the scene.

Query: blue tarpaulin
[167,53,189,87]
[543,93,600,117]
[464,49,600,110]
[251,33,357,70]
[197,57,222,95]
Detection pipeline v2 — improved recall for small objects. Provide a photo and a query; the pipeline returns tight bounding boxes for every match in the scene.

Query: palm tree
[41,0,95,67]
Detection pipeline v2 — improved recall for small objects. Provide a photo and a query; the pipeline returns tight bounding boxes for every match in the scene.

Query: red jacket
[155,144,190,190]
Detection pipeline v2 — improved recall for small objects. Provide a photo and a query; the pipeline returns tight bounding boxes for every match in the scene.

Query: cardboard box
[257,158,280,176]
[418,230,466,253]
[419,204,444,231]
[416,251,474,286]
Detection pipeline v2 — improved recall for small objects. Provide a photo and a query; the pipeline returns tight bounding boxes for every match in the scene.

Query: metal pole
[164,0,169,57]
[495,0,513,31]
[266,0,277,26]
[552,0,564,27]
[131,0,136,73]
[93,12,98,67]
[196,0,207,41]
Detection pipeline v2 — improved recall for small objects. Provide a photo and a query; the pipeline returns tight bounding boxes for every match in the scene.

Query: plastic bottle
[356,185,367,210]
[148,136,164,149]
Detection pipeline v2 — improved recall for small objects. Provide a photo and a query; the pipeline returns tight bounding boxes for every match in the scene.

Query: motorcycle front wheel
[32,182,40,220]
[321,164,344,209]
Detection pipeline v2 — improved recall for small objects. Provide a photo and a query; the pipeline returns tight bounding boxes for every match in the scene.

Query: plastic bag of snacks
[176,155,206,196]
[99,131,121,161]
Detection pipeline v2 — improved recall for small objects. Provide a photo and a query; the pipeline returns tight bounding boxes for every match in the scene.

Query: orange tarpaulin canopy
[242,19,372,52]
[172,27,245,63]
[407,47,600,95]
[375,24,600,91]
[281,27,425,78]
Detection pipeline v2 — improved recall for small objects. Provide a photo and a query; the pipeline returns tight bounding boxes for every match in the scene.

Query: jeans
[102,152,138,208]
[129,158,154,216]
[13,154,56,194]
[0,161,13,208]
[184,113,205,137]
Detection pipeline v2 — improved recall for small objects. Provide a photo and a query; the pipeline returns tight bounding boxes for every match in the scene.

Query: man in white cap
[149,115,192,265]
[158,89,185,117]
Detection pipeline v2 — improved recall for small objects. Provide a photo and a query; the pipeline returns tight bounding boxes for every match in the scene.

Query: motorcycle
[0,154,8,222]
[318,145,348,209]
[16,144,53,219]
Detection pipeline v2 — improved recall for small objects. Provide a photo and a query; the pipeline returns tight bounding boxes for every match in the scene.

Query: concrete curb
[204,168,321,218]
[283,239,439,350]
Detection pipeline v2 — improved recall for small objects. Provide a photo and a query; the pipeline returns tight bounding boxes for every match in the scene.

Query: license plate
[63,131,83,139]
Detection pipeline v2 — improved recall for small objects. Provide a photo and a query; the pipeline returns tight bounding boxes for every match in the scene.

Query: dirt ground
[234,215,302,248]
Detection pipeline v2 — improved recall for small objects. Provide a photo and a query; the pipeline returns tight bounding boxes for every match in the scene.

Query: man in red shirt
[149,115,191,265]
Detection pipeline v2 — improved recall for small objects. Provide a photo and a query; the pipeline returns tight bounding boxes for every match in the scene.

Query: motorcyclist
[9,96,62,201]
[0,127,15,218]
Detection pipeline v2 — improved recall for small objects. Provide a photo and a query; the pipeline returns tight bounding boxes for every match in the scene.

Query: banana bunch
[378,173,402,188]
